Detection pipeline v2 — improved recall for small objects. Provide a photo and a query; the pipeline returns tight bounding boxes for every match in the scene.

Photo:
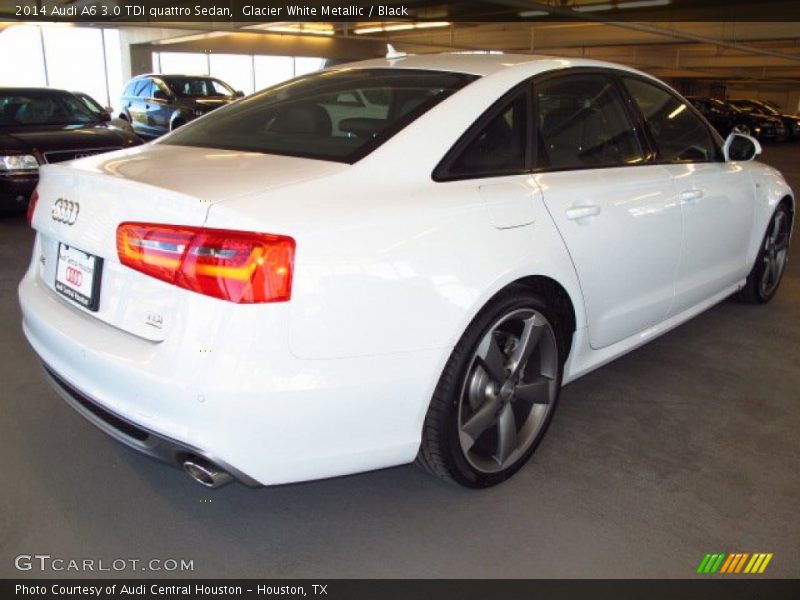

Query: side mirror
[234,90,245,98]
[99,111,111,122]
[153,89,170,101]
[723,132,762,162]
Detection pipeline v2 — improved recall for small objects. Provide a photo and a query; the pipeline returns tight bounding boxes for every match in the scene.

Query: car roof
[0,87,72,94]
[329,52,649,78]
[132,74,219,79]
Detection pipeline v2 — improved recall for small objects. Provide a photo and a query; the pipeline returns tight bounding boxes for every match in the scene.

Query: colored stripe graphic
[710,553,726,573]
[735,553,749,573]
[703,552,774,574]
[759,554,773,573]
[697,554,712,573]
[719,554,736,574]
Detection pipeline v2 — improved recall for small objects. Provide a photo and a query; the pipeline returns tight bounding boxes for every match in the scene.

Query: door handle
[565,205,601,221]
[679,189,704,204]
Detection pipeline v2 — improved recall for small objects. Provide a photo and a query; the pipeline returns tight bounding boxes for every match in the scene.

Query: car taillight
[116,223,295,304]
[27,188,39,226]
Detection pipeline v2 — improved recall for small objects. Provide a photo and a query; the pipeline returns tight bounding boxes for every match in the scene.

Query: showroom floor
[1,146,798,579]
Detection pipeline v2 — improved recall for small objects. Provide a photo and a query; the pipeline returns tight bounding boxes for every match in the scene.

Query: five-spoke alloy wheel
[417,287,564,487]
[738,202,793,304]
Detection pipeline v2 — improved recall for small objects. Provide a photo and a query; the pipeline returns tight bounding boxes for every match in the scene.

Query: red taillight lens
[26,188,39,226]
[116,223,295,303]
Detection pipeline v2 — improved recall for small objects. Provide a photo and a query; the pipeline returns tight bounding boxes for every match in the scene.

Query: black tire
[171,119,185,131]
[736,202,792,304]
[416,286,563,488]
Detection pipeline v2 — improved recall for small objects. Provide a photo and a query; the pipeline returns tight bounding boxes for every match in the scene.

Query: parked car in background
[723,99,788,141]
[686,96,734,137]
[727,98,800,140]
[118,74,244,138]
[688,96,786,141]
[0,87,141,212]
[71,91,137,136]
[21,55,794,490]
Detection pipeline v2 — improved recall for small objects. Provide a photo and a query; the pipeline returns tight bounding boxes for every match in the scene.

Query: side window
[535,74,644,170]
[441,91,528,180]
[623,77,718,163]
[152,80,170,99]
[133,80,151,98]
[123,81,138,97]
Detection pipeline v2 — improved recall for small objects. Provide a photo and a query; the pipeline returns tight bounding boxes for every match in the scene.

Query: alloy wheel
[760,210,790,298]
[457,308,559,474]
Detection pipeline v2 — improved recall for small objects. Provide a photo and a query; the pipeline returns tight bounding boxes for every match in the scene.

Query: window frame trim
[617,72,726,165]
[432,80,534,183]
[432,66,728,184]
[529,68,652,174]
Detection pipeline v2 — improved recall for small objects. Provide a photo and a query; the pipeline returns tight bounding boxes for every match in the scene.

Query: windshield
[163,76,236,98]
[728,100,776,115]
[162,68,478,163]
[0,91,99,126]
[75,93,105,115]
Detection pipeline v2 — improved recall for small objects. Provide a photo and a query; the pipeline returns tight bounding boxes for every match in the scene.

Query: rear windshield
[162,68,478,163]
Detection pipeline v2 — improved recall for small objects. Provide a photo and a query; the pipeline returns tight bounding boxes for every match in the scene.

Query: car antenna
[386,44,407,59]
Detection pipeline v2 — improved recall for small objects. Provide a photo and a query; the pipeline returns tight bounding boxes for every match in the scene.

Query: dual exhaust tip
[183,457,233,488]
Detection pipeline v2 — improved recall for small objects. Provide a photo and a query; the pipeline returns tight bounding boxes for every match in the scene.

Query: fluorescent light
[261,22,335,36]
[618,0,671,8]
[383,24,415,32]
[354,26,384,35]
[413,22,451,29]
[573,3,614,11]
[519,10,550,17]
[354,22,451,35]
[668,104,687,120]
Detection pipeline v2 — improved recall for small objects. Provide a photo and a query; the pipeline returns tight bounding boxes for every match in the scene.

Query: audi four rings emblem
[51,198,79,225]
[65,266,83,286]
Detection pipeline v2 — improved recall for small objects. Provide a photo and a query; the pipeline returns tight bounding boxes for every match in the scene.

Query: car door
[126,79,151,135]
[146,78,173,135]
[533,72,682,350]
[622,77,754,316]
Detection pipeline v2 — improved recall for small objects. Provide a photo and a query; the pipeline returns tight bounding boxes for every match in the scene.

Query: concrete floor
[1,146,798,579]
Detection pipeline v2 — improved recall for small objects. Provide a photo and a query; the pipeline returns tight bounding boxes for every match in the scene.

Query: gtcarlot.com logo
[14,554,194,573]
[697,552,773,574]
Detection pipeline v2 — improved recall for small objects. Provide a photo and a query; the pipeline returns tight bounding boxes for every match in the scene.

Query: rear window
[162,68,478,164]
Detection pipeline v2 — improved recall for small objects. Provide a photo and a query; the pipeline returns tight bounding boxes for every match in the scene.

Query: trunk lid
[30,144,345,341]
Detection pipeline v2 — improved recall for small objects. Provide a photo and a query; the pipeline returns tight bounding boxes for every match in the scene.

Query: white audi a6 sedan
[20,54,794,489]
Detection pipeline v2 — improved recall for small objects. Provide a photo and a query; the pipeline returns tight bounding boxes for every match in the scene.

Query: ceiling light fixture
[617,0,671,8]
[354,22,451,35]
[263,23,335,36]
[573,3,615,12]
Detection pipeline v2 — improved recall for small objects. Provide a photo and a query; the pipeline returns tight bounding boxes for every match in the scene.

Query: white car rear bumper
[19,261,446,486]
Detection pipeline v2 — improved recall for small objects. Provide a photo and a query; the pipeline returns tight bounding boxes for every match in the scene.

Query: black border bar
[3,579,800,600]
[2,0,800,23]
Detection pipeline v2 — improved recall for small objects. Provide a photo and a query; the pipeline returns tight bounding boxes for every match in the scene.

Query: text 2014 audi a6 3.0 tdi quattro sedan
[19,54,794,489]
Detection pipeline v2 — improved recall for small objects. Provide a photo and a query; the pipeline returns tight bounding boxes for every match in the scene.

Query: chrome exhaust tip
[183,458,234,488]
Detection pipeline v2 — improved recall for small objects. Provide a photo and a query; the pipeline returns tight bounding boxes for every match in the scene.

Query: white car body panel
[18,54,794,486]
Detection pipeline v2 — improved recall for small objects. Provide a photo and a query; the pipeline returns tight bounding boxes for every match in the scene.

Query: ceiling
[2,0,800,85]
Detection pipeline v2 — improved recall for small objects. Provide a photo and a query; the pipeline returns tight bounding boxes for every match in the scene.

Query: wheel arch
[505,275,577,362]
[779,194,794,222]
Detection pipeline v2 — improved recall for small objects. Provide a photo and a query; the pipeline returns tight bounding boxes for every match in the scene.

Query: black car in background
[686,97,734,137]
[727,98,800,140]
[0,88,142,212]
[118,74,243,138]
[687,96,787,141]
[71,91,137,136]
